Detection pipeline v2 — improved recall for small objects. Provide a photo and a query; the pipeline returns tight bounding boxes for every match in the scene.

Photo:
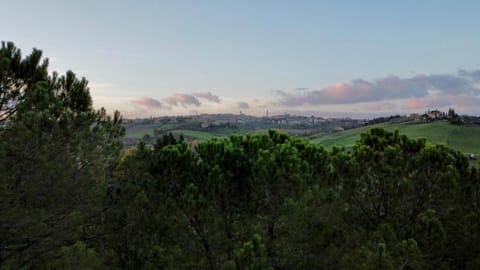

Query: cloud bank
[277,73,479,106]
[276,69,480,114]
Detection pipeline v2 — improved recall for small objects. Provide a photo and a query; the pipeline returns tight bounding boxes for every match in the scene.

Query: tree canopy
[0,42,124,268]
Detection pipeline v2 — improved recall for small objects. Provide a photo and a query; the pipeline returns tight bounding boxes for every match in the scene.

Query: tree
[333,128,478,269]
[0,41,48,124]
[0,42,124,268]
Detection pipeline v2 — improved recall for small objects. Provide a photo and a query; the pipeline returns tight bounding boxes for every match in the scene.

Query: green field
[313,121,480,154]
[171,129,220,140]
[125,123,186,139]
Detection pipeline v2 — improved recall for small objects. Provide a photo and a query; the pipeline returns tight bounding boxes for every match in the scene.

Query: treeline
[2,42,480,269]
[367,115,404,125]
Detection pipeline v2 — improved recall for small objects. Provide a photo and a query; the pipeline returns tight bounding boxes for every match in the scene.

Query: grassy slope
[125,123,185,139]
[171,129,220,140]
[313,121,480,154]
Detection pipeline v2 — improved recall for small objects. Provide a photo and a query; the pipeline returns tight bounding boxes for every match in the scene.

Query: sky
[2,0,480,118]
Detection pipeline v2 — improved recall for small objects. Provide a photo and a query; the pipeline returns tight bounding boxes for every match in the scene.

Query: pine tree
[0,42,124,268]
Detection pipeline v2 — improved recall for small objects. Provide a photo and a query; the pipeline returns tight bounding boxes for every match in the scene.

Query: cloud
[364,102,396,111]
[459,69,480,82]
[132,97,166,110]
[277,70,480,106]
[452,96,480,106]
[164,93,201,107]
[403,95,468,111]
[404,98,431,110]
[193,92,220,103]
[426,74,474,95]
[237,102,250,109]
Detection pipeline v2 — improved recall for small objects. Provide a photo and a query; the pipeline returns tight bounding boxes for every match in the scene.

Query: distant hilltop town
[124,107,477,129]
[124,112,368,133]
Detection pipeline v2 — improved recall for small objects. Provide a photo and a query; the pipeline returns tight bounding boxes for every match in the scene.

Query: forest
[1,42,480,269]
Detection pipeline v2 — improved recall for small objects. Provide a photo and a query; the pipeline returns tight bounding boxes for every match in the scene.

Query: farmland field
[313,121,480,154]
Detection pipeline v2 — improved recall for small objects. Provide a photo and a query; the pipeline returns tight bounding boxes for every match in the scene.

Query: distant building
[428,110,442,119]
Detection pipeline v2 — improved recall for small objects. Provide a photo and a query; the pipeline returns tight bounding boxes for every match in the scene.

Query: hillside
[125,119,480,155]
[313,120,480,154]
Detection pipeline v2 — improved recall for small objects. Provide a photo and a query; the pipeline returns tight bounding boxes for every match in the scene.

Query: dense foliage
[1,42,480,269]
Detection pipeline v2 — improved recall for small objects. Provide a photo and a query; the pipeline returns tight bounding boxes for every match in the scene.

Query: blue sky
[2,0,480,118]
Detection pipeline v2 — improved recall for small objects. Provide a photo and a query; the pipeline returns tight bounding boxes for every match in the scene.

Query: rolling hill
[124,118,480,155]
[312,120,480,154]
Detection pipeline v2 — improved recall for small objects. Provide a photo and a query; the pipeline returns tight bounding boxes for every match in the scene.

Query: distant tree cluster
[2,42,480,269]
[367,114,403,125]
[423,108,463,124]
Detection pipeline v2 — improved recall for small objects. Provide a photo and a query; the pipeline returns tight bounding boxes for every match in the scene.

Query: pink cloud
[405,98,430,110]
[322,81,372,102]
[132,97,165,110]
[321,83,351,100]
[164,93,201,107]
[447,96,480,114]
[451,96,480,107]
[403,96,453,110]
